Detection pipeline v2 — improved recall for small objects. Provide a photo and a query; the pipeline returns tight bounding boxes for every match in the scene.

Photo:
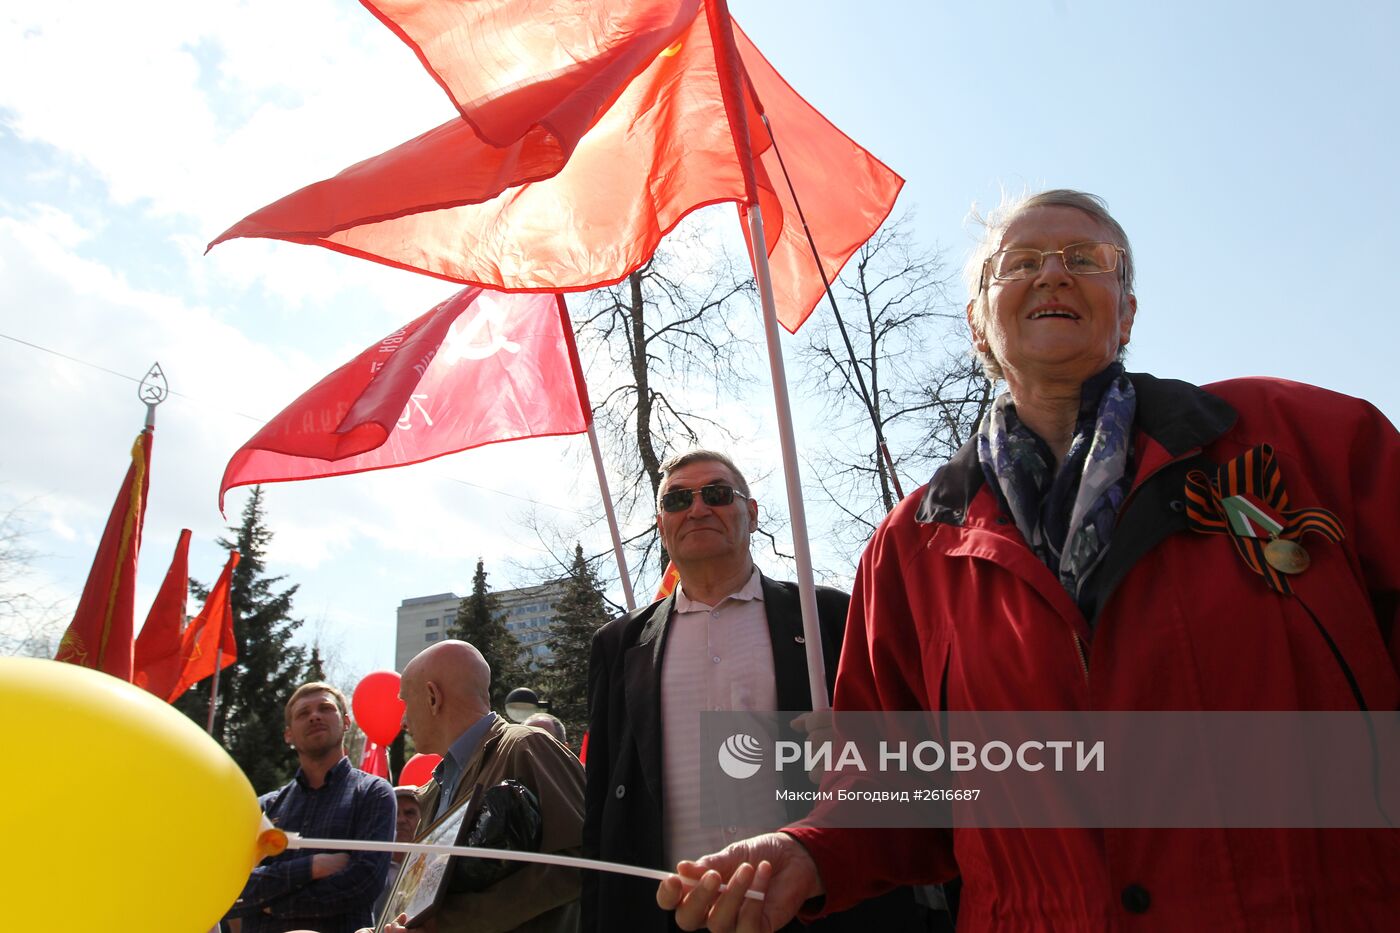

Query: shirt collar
[674,566,764,613]
[294,754,351,790]
[432,711,497,788]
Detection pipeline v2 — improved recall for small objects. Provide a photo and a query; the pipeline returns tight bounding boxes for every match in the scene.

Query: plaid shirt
[227,757,396,933]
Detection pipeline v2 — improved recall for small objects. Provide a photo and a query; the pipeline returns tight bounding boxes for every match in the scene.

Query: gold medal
[1264,537,1310,574]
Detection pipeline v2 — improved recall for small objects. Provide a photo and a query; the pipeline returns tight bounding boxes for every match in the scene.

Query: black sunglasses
[660,483,749,513]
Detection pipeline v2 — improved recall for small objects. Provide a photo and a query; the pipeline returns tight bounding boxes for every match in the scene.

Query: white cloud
[0,198,629,672]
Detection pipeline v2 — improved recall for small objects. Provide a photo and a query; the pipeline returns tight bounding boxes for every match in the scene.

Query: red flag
[132,529,192,699]
[734,22,904,332]
[655,561,681,600]
[359,741,390,778]
[219,289,591,509]
[209,4,900,333]
[362,1,699,157]
[54,428,152,680]
[167,550,240,702]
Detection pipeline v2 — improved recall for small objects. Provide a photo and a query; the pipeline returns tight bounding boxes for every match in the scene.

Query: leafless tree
[572,226,758,576]
[799,212,994,547]
[0,503,66,657]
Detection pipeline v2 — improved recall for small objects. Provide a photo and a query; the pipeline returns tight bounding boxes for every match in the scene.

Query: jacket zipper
[1071,631,1089,681]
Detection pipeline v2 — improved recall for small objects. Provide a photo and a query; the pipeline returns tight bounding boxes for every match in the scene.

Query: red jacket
[789,374,1400,931]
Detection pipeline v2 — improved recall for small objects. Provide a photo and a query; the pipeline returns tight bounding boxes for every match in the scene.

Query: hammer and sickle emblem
[138,362,169,405]
[440,295,522,363]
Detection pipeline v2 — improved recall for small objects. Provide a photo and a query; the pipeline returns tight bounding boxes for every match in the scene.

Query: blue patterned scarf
[976,364,1136,613]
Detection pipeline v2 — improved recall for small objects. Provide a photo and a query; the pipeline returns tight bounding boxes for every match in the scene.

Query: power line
[0,330,598,517]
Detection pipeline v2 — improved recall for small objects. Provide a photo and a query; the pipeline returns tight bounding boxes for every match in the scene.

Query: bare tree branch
[798,211,994,550]
[0,501,67,658]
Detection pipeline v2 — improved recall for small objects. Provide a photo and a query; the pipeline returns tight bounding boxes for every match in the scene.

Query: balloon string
[284,834,765,901]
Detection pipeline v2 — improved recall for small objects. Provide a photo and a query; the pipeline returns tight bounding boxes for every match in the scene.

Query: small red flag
[219,289,591,508]
[132,529,192,699]
[167,550,240,702]
[359,741,391,779]
[55,428,153,681]
[655,561,681,600]
[209,6,901,333]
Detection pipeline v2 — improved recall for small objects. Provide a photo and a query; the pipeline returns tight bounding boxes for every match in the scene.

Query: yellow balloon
[0,657,267,933]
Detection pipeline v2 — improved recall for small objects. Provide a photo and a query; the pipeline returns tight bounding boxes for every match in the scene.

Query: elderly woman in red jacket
[659,189,1400,931]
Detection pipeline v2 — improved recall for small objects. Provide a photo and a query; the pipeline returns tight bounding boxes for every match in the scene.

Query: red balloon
[399,752,441,788]
[351,670,405,746]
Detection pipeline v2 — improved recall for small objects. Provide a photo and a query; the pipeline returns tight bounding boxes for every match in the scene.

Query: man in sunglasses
[581,450,931,933]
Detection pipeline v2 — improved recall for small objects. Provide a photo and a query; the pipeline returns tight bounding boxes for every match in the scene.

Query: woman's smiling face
[972,205,1136,389]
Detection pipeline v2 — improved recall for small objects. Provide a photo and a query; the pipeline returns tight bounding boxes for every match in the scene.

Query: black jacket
[582,574,930,932]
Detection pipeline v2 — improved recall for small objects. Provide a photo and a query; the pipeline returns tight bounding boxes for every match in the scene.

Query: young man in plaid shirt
[225,681,396,933]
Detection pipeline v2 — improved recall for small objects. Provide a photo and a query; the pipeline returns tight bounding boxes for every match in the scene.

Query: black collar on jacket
[916,371,1237,525]
[913,372,1238,627]
[621,572,817,808]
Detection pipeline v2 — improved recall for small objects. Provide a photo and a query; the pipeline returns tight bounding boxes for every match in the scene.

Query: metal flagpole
[206,649,222,735]
[558,293,637,612]
[703,0,828,710]
[745,203,829,712]
[588,422,637,612]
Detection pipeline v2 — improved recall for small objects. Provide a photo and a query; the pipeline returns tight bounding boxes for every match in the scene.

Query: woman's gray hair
[963,189,1135,381]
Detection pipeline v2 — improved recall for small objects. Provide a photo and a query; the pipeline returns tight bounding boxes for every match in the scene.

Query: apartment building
[394,581,565,671]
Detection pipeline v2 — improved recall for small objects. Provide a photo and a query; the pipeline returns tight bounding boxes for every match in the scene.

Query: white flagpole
[744,204,829,712]
[588,423,637,612]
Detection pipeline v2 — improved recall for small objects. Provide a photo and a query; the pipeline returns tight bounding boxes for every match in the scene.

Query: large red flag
[220,289,591,509]
[361,1,698,158]
[132,528,192,699]
[167,550,240,702]
[210,3,901,333]
[733,22,904,332]
[54,428,152,680]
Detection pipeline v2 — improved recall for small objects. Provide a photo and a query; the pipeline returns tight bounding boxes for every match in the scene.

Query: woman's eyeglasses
[979,241,1125,292]
[660,483,749,513]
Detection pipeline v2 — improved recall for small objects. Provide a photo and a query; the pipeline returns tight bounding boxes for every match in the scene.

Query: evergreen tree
[543,544,610,747]
[176,486,307,792]
[449,559,522,711]
[305,645,326,682]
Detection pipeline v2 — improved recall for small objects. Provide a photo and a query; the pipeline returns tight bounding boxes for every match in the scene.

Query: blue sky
[2,0,1396,685]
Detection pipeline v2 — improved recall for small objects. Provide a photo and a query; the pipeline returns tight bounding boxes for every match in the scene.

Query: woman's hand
[656,833,824,932]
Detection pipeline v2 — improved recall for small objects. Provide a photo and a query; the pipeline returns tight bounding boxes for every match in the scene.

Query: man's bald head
[399,639,494,754]
[406,639,492,704]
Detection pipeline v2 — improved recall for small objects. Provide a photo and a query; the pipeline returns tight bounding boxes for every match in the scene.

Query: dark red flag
[54,428,152,681]
[132,529,192,699]
[210,4,900,333]
[220,289,591,508]
[167,550,240,702]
